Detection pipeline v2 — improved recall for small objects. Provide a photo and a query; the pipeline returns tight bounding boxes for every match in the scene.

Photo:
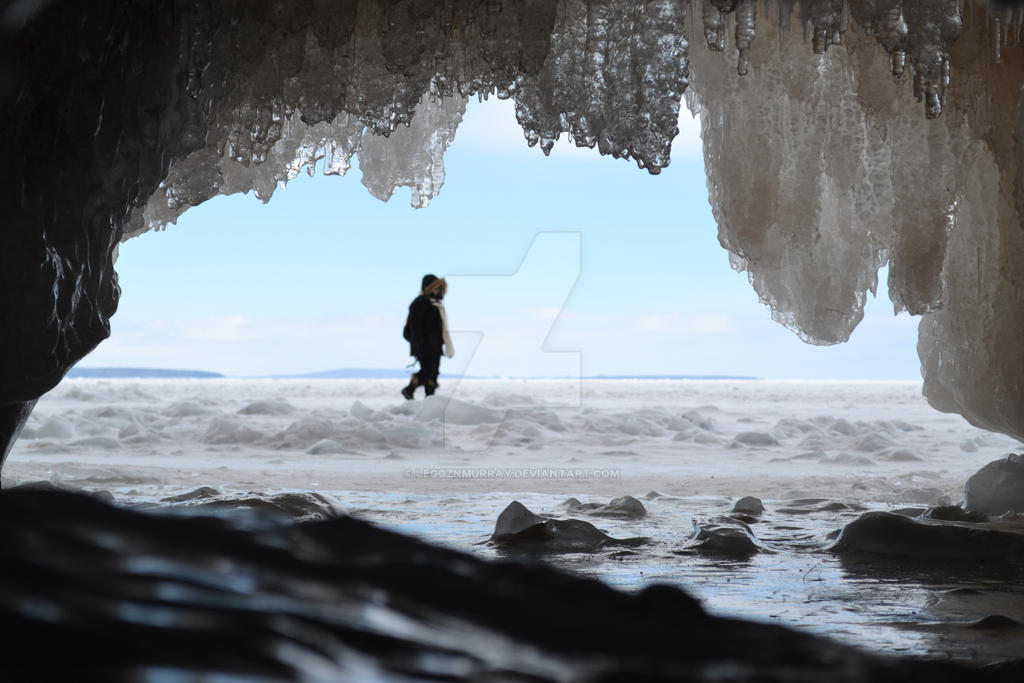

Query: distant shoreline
[61,369,924,381]
[69,367,761,380]
[67,367,224,379]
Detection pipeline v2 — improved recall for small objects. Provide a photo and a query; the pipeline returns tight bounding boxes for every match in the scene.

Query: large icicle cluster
[685,1,1024,440]
[3,0,1024,463]
[132,0,691,234]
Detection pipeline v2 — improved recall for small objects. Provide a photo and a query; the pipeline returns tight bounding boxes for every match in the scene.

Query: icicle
[903,0,962,119]
[776,0,796,38]
[891,48,907,76]
[1012,9,1024,44]
[735,0,757,75]
[802,0,846,54]
[993,12,1003,64]
[703,0,732,51]
[849,1,908,76]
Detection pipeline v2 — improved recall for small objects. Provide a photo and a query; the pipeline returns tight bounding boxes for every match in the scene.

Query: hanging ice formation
[4,1,1024,456]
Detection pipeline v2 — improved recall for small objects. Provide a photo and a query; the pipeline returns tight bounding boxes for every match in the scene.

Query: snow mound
[70,436,121,450]
[202,417,264,445]
[349,401,375,419]
[164,401,212,418]
[36,417,73,440]
[270,418,338,450]
[417,397,501,426]
[381,425,433,449]
[238,399,296,416]
[734,432,779,447]
[305,439,347,455]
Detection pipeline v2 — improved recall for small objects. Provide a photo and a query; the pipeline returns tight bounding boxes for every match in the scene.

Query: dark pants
[417,355,440,395]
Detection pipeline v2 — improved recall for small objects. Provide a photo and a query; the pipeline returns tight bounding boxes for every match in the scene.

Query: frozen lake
[6,378,1024,663]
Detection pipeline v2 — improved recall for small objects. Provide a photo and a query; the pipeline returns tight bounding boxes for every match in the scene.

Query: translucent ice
[684,2,1024,440]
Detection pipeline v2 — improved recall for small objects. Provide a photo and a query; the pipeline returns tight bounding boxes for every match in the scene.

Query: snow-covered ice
[8,378,1016,502]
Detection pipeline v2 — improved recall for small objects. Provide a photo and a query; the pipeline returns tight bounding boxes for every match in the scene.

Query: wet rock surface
[922,504,989,523]
[1,487,1017,682]
[492,501,646,554]
[493,500,546,536]
[152,487,344,523]
[733,495,765,515]
[831,511,1024,564]
[687,516,766,556]
[560,494,648,518]
[965,454,1024,516]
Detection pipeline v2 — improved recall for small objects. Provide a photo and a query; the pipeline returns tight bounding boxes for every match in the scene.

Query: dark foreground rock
[492,501,646,553]
[831,511,1024,563]
[965,454,1024,516]
[0,488,1014,682]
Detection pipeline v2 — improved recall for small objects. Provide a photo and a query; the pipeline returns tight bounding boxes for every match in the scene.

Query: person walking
[402,274,454,399]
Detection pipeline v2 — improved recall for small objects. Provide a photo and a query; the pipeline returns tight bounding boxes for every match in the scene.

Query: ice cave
[3,0,1024,680]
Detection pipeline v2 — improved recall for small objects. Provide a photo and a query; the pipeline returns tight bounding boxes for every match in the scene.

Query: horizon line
[66,366,926,382]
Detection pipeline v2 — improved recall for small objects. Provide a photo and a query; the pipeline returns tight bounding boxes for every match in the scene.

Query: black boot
[401,373,419,400]
[424,379,437,397]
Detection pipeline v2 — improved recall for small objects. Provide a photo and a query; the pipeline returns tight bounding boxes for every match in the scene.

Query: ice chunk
[70,436,121,450]
[734,431,779,447]
[349,401,375,420]
[36,417,73,440]
[305,439,347,455]
[202,417,264,445]
[381,425,433,449]
[164,402,212,418]
[238,400,296,416]
[417,397,502,426]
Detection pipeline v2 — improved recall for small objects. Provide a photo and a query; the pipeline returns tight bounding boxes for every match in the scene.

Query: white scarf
[432,300,455,358]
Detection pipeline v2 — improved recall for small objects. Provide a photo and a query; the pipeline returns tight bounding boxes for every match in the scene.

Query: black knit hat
[421,274,438,291]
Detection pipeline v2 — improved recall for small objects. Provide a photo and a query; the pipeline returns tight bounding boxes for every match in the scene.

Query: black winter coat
[407,295,443,358]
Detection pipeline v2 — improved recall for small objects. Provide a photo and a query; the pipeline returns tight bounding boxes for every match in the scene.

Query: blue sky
[90,98,920,379]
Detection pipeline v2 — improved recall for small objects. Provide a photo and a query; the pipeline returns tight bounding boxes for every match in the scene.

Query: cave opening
[4,1,1024,679]
[91,97,921,380]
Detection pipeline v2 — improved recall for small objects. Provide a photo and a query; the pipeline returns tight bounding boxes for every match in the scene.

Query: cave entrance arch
[102,96,919,386]
[4,1,1024,470]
